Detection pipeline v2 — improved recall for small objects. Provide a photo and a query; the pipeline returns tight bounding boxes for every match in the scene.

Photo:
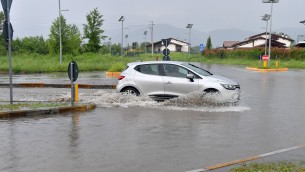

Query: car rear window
[135,64,159,75]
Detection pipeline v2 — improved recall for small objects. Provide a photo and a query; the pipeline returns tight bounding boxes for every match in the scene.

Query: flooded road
[1,64,305,172]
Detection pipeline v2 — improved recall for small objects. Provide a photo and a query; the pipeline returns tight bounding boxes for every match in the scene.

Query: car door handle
[165,81,172,84]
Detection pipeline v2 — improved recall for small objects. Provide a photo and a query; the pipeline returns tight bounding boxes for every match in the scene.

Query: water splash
[72,90,250,113]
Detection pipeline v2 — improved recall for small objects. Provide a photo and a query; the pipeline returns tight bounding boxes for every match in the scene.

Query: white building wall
[254,40,266,46]
[278,38,291,47]
[155,43,189,52]
[239,42,253,48]
[156,45,176,52]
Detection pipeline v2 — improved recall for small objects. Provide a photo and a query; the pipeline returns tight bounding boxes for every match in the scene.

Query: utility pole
[144,31,147,60]
[149,21,155,56]
[109,37,112,55]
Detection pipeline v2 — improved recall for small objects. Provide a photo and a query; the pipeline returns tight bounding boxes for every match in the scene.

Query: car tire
[121,87,140,96]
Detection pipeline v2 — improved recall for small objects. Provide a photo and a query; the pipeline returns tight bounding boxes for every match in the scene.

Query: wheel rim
[123,89,137,95]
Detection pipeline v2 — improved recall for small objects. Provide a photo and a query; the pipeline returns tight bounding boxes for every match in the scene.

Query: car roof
[127,61,185,67]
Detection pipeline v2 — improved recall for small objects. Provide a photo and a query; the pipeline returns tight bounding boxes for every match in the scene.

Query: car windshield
[181,63,213,76]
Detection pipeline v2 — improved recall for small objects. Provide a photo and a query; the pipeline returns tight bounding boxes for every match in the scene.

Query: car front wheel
[121,87,140,96]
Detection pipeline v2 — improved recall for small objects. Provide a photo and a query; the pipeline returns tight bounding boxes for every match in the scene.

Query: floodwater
[1,64,305,172]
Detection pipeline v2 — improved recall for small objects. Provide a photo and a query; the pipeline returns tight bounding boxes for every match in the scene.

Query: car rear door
[133,64,164,96]
[162,64,199,96]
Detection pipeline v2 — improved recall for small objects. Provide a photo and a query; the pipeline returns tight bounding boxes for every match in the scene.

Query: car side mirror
[186,74,194,82]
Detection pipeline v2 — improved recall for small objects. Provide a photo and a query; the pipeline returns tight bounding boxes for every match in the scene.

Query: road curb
[186,144,305,172]
[106,71,121,78]
[246,67,288,72]
[0,103,96,118]
[0,83,116,89]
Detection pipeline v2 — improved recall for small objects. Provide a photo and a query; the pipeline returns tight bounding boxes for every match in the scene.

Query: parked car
[116,61,240,103]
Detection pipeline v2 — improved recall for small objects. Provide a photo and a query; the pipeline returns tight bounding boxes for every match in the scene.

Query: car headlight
[219,82,237,90]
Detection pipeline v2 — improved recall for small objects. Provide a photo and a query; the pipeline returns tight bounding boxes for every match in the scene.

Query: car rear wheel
[121,87,140,96]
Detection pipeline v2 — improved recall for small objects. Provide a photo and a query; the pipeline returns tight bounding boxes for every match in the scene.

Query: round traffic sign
[163,48,170,56]
[262,55,269,61]
[68,61,78,82]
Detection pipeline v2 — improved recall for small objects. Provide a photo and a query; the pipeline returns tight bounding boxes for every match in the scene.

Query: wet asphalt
[1,64,305,172]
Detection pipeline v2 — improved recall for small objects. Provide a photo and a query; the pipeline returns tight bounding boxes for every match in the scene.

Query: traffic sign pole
[68,61,78,106]
[162,39,171,61]
[70,62,74,106]
[1,0,14,104]
[199,44,204,65]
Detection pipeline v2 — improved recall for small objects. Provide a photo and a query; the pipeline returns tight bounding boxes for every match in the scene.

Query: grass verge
[0,102,69,111]
[0,52,305,73]
[230,161,305,172]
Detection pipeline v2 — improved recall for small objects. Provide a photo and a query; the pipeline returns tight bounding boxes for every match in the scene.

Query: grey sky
[8,0,305,43]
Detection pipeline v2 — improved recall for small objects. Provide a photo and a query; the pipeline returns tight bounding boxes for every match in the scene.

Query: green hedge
[203,48,305,60]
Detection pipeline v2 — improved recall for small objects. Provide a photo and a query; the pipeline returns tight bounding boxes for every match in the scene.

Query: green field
[0,52,304,73]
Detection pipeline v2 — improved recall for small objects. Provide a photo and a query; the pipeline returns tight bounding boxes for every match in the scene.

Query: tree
[48,15,81,55]
[83,8,106,52]
[12,36,49,54]
[139,42,151,53]
[206,35,213,50]
[111,43,122,56]
[66,24,82,55]
[0,11,7,55]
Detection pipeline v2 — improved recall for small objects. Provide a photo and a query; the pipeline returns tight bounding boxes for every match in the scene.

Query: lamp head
[118,16,125,21]
[186,24,193,29]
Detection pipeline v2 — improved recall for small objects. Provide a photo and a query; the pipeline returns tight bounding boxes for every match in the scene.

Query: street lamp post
[261,14,271,55]
[149,21,155,56]
[186,24,193,55]
[125,34,128,51]
[58,0,68,64]
[263,0,279,67]
[118,16,125,57]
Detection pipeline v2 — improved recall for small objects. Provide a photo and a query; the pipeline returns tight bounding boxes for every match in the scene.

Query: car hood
[207,75,239,85]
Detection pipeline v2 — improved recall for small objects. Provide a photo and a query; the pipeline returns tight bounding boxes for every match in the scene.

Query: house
[295,41,305,48]
[223,32,294,49]
[223,41,240,49]
[147,38,190,53]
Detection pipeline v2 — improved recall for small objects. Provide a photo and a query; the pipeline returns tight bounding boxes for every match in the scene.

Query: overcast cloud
[7,0,305,43]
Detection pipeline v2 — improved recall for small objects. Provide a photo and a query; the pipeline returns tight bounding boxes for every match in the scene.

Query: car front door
[162,64,199,96]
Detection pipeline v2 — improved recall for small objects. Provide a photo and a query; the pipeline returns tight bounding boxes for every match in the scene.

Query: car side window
[163,64,188,78]
[136,64,159,75]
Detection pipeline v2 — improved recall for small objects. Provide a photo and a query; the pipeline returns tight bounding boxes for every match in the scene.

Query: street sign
[3,20,13,42]
[68,61,78,82]
[163,56,170,61]
[199,43,204,52]
[1,0,13,19]
[262,55,269,61]
[163,48,170,56]
[162,39,171,47]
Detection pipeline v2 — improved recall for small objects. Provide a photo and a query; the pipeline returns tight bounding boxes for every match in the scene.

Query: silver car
[116,61,240,103]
